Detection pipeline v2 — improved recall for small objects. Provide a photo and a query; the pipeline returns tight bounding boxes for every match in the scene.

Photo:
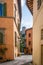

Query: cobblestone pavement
[0,55,32,65]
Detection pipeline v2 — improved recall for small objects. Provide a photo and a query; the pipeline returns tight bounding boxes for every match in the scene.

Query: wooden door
[41,45,43,65]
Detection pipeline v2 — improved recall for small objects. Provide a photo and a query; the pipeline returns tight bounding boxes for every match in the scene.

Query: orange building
[25,28,32,55]
[0,0,21,62]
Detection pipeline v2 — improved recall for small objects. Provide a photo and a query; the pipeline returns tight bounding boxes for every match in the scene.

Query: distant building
[20,27,26,52]
[26,0,43,65]
[0,0,21,62]
[21,27,26,34]
[25,28,32,55]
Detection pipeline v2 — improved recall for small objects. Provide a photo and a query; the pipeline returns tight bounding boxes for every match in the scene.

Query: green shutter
[0,32,3,44]
[3,3,7,16]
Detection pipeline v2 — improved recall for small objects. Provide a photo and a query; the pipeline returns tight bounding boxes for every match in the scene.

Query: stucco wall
[33,0,43,65]
[0,18,14,60]
[26,29,32,47]
[13,0,20,57]
[25,28,32,54]
[0,0,20,61]
[13,21,20,58]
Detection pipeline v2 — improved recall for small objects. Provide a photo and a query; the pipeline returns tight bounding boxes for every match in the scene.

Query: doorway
[41,45,43,65]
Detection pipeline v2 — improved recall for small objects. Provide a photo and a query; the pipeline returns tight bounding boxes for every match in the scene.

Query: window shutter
[18,23,20,32]
[0,32,3,44]
[3,3,7,16]
[0,3,2,16]
[41,29,43,40]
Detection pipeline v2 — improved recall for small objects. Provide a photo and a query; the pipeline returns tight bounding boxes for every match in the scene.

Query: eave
[26,0,33,15]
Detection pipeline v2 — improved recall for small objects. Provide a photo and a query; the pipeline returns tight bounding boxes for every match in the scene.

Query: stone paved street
[0,55,32,65]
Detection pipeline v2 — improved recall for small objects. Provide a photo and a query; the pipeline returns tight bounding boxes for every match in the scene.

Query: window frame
[15,32,17,46]
[37,0,41,10]
[41,29,43,40]
[29,33,31,37]
[0,29,5,44]
[28,41,31,45]
[0,3,7,16]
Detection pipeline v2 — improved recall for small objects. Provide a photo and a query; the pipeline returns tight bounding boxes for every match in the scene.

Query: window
[0,3,7,16]
[15,32,17,46]
[37,0,41,9]
[0,32,3,43]
[28,41,31,45]
[0,29,5,44]
[14,4,17,25]
[0,56,3,59]
[18,23,20,32]
[31,48,32,52]
[41,29,43,40]
[14,4,16,18]
[29,33,31,37]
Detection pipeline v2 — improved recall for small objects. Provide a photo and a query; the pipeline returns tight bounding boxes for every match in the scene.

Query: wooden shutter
[0,3,3,16]
[41,29,43,40]
[3,3,7,16]
[0,32,3,44]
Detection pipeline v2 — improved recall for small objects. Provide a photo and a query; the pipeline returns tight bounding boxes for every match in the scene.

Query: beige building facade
[27,0,43,65]
[33,0,43,65]
[14,0,21,58]
[0,0,21,62]
[26,0,43,65]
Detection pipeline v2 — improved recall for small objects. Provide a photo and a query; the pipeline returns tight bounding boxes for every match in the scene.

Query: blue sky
[20,0,33,31]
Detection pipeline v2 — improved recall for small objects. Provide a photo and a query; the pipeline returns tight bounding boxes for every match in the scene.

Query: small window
[28,41,31,45]
[0,56,3,59]
[29,33,31,37]
[14,4,16,18]
[0,3,7,16]
[41,29,43,40]
[31,48,32,52]
[0,32,3,43]
[0,29,5,44]
[14,4,17,25]
[15,32,17,46]
[18,23,20,32]
[37,0,41,10]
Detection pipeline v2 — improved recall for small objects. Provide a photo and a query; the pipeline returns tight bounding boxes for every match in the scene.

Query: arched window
[0,32,3,44]
[37,0,41,10]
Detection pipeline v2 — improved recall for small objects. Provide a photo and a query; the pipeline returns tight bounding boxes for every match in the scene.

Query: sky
[20,0,33,31]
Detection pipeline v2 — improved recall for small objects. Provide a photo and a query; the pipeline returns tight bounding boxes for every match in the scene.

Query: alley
[0,55,32,65]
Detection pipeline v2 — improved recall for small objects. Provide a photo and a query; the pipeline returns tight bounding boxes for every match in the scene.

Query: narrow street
[0,55,32,65]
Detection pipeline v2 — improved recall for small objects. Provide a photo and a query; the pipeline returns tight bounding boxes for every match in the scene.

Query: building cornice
[26,0,33,15]
[25,28,32,32]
